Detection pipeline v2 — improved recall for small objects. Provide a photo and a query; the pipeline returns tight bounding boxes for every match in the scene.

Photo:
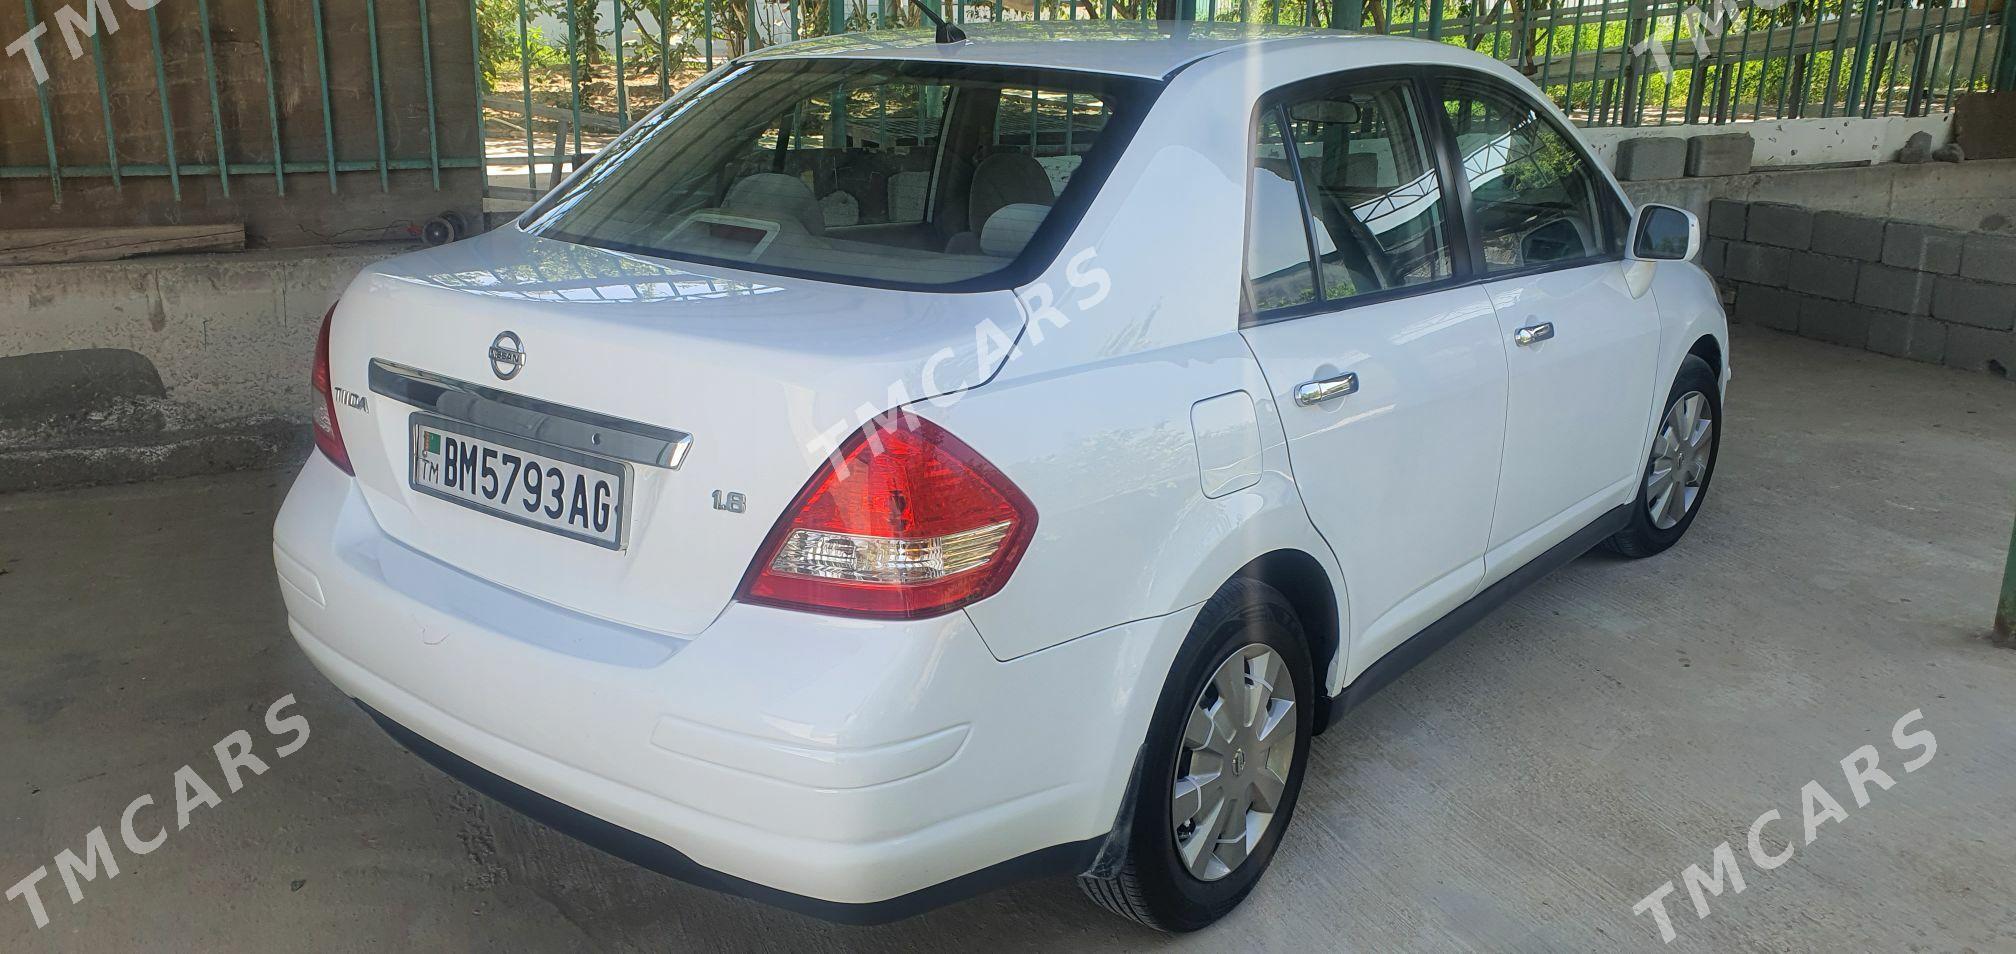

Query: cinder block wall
[1702,199,2016,377]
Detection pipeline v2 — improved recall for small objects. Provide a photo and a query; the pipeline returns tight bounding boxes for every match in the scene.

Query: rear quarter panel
[919,51,1351,677]
[919,336,1339,666]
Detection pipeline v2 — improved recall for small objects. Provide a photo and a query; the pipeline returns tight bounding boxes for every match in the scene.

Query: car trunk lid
[325,229,1027,637]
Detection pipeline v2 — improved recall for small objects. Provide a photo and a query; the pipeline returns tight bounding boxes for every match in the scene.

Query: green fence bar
[517,0,534,189]
[195,0,232,196]
[22,0,62,203]
[146,5,181,199]
[419,0,442,189]
[1657,2,1682,123]
[2000,0,2016,92]
[1936,1,1964,110]
[566,0,584,175]
[1843,0,1878,116]
[660,0,674,100]
[309,0,337,192]
[365,0,391,190]
[470,0,486,193]
[83,0,121,191]
[254,0,286,194]
[1964,4,1993,101]
[1755,0,1781,121]
[616,2,630,127]
[1777,0,1801,117]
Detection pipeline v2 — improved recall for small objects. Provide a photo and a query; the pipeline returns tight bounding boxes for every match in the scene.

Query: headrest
[969,153,1054,233]
[1343,152,1379,186]
[725,173,825,236]
[979,203,1049,258]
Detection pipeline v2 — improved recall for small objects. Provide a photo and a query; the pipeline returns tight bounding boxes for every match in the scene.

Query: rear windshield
[519,58,1158,292]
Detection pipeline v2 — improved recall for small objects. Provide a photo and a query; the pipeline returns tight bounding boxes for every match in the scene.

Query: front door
[1435,76,1662,576]
[1237,75,1510,673]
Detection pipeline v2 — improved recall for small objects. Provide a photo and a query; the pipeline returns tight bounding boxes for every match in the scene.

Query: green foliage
[478,0,573,90]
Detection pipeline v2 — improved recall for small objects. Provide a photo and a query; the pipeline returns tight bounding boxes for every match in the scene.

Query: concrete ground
[3,327,2014,952]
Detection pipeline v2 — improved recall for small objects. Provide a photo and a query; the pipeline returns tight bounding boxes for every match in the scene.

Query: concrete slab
[1620,159,2016,236]
[3,329,2015,951]
[0,244,406,427]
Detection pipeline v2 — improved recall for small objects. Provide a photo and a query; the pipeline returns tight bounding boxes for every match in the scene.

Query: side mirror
[1629,204,1700,262]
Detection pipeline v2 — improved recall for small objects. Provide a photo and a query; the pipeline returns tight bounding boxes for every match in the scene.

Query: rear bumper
[273,452,1191,916]
[356,701,1097,923]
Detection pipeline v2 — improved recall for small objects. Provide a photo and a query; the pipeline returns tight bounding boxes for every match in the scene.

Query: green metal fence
[0,0,2007,208]
[477,0,2014,198]
[0,0,481,206]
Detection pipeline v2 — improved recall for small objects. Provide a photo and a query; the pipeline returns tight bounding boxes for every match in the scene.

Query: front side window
[1244,77,1456,316]
[520,60,1153,290]
[1439,78,1625,272]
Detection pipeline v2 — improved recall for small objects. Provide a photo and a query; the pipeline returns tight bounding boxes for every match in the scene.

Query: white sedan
[275,21,1727,930]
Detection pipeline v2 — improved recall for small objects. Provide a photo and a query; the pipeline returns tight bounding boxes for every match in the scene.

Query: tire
[1607,354,1721,558]
[1079,578,1315,932]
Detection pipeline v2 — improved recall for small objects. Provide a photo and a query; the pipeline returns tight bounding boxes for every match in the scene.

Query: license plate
[408,414,628,549]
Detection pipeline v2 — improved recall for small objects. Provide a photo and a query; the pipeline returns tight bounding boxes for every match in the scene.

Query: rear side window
[1245,110,1320,312]
[1439,78,1626,271]
[1243,77,1457,316]
[519,60,1154,292]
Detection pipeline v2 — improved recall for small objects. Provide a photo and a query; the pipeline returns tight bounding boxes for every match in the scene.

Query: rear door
[1434,75,1660,577]
[1238,74,1510,671]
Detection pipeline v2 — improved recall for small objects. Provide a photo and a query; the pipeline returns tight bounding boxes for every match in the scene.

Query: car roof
[740,21,1414,80]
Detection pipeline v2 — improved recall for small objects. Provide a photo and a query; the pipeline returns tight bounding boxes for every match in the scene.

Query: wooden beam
[0,224,246,267]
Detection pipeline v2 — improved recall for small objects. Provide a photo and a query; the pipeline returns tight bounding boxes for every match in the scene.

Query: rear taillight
[737,417,1037,620]
[311,303,353,475]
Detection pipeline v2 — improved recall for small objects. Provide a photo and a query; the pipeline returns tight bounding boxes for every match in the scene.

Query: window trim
[1425,68,1631,284]
[1239,64,1632,328]
[1240,67,1474,327]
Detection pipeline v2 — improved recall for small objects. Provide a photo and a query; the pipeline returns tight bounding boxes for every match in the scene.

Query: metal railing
[477,0,2013,197]
[1,0,481,206]
[0,0,2006,207]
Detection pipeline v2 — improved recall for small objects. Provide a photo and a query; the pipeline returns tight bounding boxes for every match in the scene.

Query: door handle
[1514,322,1555,347]
[1294,372,1359,406]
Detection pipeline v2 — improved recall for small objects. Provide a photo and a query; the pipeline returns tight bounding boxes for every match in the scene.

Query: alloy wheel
[1646,390,1714,531]
[1170,644,1298,882]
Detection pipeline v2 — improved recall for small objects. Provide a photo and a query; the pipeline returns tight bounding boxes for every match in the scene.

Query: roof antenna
[907,0,967,43]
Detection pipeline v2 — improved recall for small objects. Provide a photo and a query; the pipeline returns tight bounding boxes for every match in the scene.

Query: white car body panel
[328,232,1028,637]
[275,23,1730,916]
[1240,285,1509,679]
[276,453,1193,904]
[1478,261,1662,582]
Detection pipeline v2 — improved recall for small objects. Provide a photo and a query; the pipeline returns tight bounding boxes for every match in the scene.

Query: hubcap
[1647,390,1714,531]
[1170,644,1297,882]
